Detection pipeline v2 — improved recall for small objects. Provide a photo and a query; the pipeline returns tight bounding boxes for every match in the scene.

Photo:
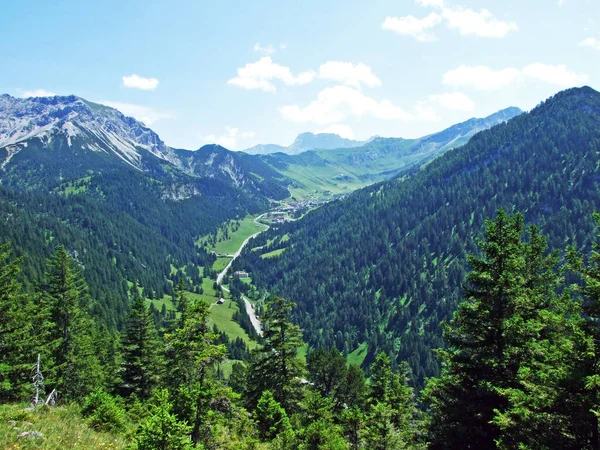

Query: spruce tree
[119,285,162,399]
[0,242,35,401]
[247,295,305,412]
[567,212,600,449]
[164,297,226,445]
[43,246,102,400]
[426,209,578,448]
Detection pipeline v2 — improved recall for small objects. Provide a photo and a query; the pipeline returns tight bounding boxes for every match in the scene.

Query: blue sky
[1,0,598,150]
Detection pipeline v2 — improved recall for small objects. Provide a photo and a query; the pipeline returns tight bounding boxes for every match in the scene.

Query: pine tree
[307,347,348,404]
[367,353,418,444]
[119,286,162,399]
[425,209,578,448]
[164,297,226,445]
[567,212,600,449]
[255,390,290,440]
[0,242,35,401]
[247,295,305,412]
[43,246,103,400]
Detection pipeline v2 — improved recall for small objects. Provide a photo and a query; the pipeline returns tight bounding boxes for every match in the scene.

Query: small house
[234,271,249,278]
[217,298,225,305]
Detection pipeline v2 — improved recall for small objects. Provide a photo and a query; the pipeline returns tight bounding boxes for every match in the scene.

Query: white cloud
[253,43,275,55]
[384,1,517,40]
[428,92,474,111]
[279,43,287,50]
[414,92,474,122]
[318,61,382,88]
[414,103,441,121]
[227,57,315,92]
[416,0,445,7]
[201,126,255,149]
[443,65,522,91]
[279,85,412,125]
[316,124,355,140]
[443,64,588,91]
[21,89,56,98]
[122,74,159,91]
[99,101,174,126]
[522,63,589,87]
[382,13,442,42]
[442,7,518,37]
[580,37,600,50]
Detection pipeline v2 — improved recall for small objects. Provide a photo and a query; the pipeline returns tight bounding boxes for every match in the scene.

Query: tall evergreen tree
[247,296,304,412]
[425,209,579,448]
[119,285,162,399]
[0,242,35,401]
[43,246,103,400]
[164,297,226,445]
[425,209,527,448]
[567,212,600,450]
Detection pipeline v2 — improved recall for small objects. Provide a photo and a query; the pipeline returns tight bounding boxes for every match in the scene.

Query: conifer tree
[255,390,290,440]
[247,295,305,412]
[43,245,102,400]
[426,209,579,448]
[0,242,35,401]
[567,212,600,450]
[131,389,193,450]
[164,297,226,445]
[367,353,418,445]
[119,284,162,399]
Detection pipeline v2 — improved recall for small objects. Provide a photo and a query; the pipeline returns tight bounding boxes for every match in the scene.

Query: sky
[0,0,599,150]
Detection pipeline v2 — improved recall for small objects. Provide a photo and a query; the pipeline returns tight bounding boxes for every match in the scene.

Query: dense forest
[4,207,600,448]
[237,86,600,386]
[0,135,273,330]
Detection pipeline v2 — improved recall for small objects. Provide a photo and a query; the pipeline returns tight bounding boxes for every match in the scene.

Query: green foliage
[42,245,105,400]
[361,402,405,450]
[255,390,291,440]
[81,389,128,433]
[119,286,162,399]
[130,389,193,450]
[425,209,585,449]
[0,241,36,401]
[247,296,305,412]
[307,347,366,410]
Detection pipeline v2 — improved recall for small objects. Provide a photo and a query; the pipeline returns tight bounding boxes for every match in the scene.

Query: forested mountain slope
[0,95,279,330]
[236,86,600,385]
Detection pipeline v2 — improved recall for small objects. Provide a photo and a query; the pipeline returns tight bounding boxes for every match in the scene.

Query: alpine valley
[0,92,519,329]
[4,86,600,449]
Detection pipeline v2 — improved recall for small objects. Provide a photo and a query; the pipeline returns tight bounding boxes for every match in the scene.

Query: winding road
[216,213,269,336]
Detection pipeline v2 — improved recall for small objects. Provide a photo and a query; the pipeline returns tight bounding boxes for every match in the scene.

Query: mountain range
[0,92,523,334]
[242,132,373,155]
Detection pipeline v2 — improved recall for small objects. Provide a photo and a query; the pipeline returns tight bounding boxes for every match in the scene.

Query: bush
[81,390,127,433]
[130,389,193,450]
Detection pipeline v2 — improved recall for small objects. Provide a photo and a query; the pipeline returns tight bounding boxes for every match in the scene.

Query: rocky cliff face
[0,94,177,169]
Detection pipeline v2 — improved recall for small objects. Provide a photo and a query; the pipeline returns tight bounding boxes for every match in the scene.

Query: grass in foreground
[0,403,126,449]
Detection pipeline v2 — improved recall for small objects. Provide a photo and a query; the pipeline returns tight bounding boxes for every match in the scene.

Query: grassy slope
[0,404,126,449]
[197,215,268,257]
[347,342,368,367]
[260,248,286,259]
[146,277,257,348]
[269,139,421,198]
